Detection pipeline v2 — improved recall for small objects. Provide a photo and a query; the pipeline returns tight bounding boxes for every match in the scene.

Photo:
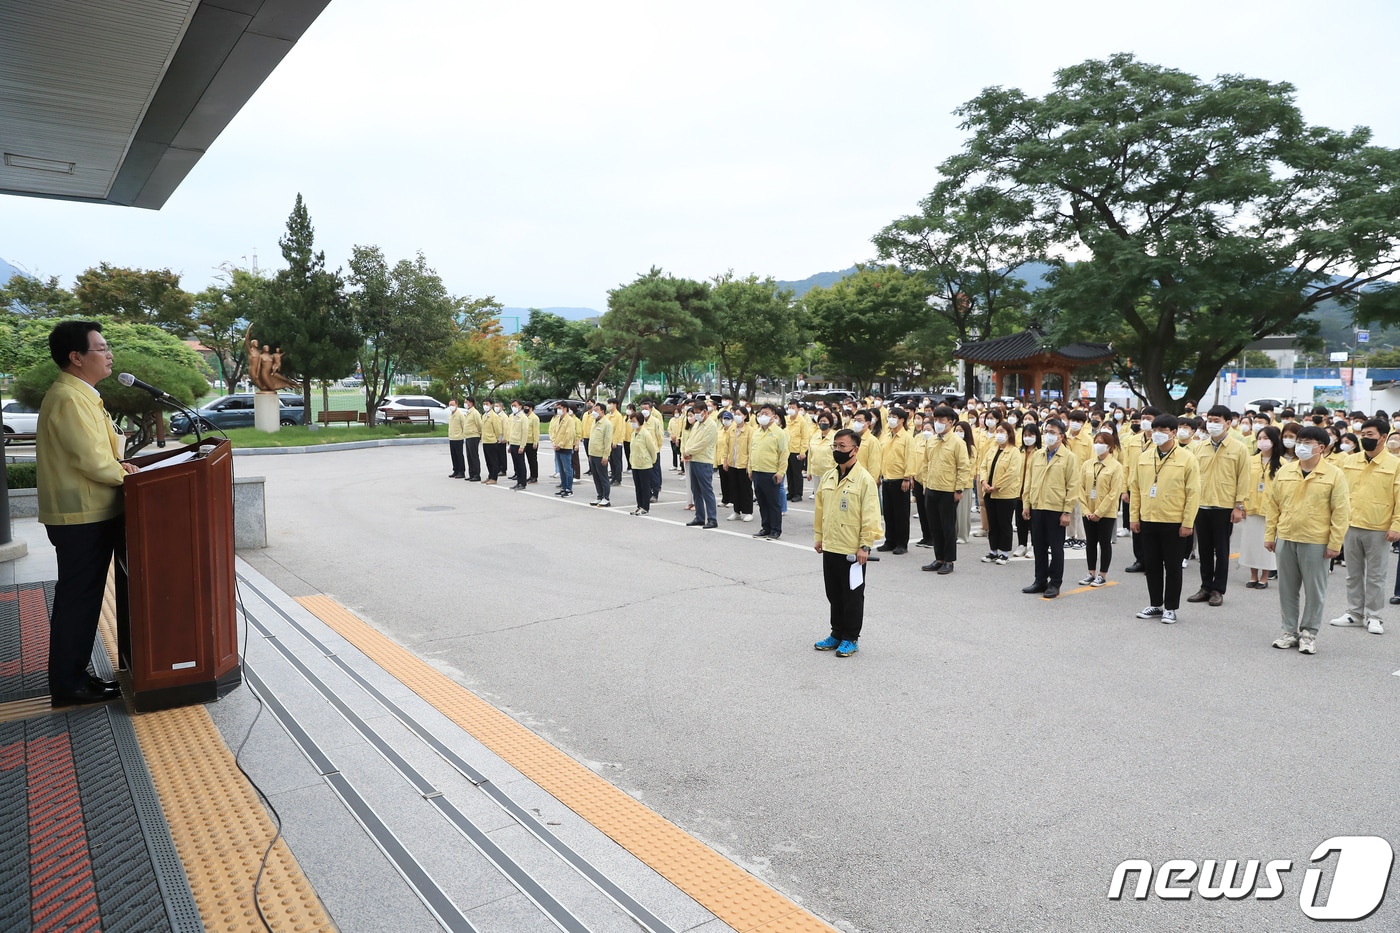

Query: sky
[3,0,1399,312]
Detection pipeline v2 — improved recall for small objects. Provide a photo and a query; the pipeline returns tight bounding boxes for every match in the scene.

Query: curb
[232,436,448,456]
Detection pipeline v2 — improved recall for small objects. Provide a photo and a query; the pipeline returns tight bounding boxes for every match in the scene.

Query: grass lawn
[172,423,440,448]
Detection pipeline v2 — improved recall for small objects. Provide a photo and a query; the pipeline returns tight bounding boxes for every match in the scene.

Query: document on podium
[132,450,199,471]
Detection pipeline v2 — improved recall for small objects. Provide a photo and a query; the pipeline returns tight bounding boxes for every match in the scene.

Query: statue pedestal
[253,391,282,433]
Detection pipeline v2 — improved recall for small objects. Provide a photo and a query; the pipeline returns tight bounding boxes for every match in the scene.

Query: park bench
[317,409,367,426]
[3,432,36,446]
[378,407,434,426]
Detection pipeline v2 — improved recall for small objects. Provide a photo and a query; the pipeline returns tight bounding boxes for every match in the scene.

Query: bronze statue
[245,326,300,392]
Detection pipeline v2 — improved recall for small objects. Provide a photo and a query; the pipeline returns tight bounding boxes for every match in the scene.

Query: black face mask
[1362,436,1380,452]
[819,423,832,431]
[832,448,854,464]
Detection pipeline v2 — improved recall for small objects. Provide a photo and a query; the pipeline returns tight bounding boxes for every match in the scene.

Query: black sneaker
[1124,561,1143,573]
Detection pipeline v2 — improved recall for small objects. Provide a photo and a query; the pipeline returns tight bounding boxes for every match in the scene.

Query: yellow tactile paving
[98,577,335,933]
[297,594,838,933]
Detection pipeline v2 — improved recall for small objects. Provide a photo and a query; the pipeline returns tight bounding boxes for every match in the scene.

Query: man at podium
[36,321,139,706]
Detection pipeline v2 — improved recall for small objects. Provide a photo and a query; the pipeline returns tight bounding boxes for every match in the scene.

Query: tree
[0,273,81,319]
[592,268,716,398]
[74,264,196,335]
[255,194,359,412]
[347,246,458,423]
[943,53,1400,412]
[803,265,932,393]
[873,182,1043,391]
[520,310,612,398]
[429,314,519,399]
[192,266,268,391]
[710,273,803,401]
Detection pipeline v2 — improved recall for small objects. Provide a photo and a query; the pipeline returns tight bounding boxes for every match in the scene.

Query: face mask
[722,401,732,408]
[1340,442,1354,453]
[933,421,947,434]
[1242,422,1254,433]
[757,414,772,427]
[832,448,853,464]
[1007,417,1019,426]
[687,414,697,423]
[954,429,965,439]
[721,415,734,424]
[512,407,521,414]
[923,429,935,440]
[1141,420,1153,432]
[1068,422,1081,434]
[1093,443,1109,457]
[874,401,883,408]
[448,405,457,411]
[1152,431,1170,446]
[1389,439,1400,451]
[1362,436,1379,452]
[994,432,1008,445]
[1283,437,1296,449]
[1256,438,1272,451]
[1294,443,1315,460]
[787,409,797,417]
[819,423,831,432]
[1207,422,1224,437]
[852,422,865,434]
[1023,435,1037,447]
[642,409,651,417]
[735,414,745,423]
[1352,421,1363,431]
[1044,434,1060,447]
[631,423,642,433]
[1177,427,1193,441]
[1195,431,1208,443]
[1113,412,1123,421]
[984,418,996,429]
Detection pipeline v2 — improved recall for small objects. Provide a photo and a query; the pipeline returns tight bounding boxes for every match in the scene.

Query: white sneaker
[972,529,987,537]
[742,514,754,522]
[1329,613,1362,627]
[727,512,742,521]
[1368,618,1384,635]
[1298,631,1317,654]
[1116,528,1129,538]
[1161,610,1177,624]
[1272,631,1300,649]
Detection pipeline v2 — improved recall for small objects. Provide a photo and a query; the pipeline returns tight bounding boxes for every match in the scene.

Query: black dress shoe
[686,519,705,527]
[767,531,780,539]
[704,521,718,529]
[754,529,771,538]
[921,560,944,572]
[1390,596,1400,605]
[88,676,119,691]
[1124,561,1143,573]
[893,547,907,555]
[1022,582,1047,594]
[449,473,464,478]
[1041,586,1060,599]
[876,544,895,552]
[52,683,121,706]
[936,563,954,574]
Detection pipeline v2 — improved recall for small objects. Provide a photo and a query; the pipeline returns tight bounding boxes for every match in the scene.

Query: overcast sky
[4,0,1398,311]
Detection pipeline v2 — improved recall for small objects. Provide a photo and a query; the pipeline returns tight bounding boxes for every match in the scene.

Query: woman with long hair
[1077,430,1125,587]
[978,420,1022,565]
[954,419,978,544]
[1241,425,1283,589]
[1012,421,1042,558]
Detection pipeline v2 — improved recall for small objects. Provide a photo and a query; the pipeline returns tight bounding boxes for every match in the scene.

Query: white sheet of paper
[849,561,863,590]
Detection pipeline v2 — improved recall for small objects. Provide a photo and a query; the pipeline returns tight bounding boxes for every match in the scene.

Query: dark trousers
[623,441,631,473]
[610,445,624,486]
[720,466,753,514]
[492,442,508,479]
[46,518,126,695]
[787,453,805,500]
[985,497,1016,553]
[632,468,653,511]
[651,460,662,496]
[1084,516,1117,572]
[465,437,481,480]
[689,462,716,521]
[1029,509,1066,587]
[449,439,465,476]
[484,442,500,479]
[754,471,783,534]
[822,551,866,642]
[1140,520,1186,610]
[913,481,932,544]
[1195,508,1233,593]
[671,442,681,468]
[525,444,539,482]
[1015,499,1030,546]
[881,480,910,548]
[926,489,959,562]
[509,445,527,484]
[590,456,610,501]
[572,448,581,479]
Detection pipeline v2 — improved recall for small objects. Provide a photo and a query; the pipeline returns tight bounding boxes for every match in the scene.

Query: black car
[169,394,305,434]
[533,399,588,424]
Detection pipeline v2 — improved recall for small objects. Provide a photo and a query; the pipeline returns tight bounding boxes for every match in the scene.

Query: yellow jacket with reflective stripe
[37,373,126,525]
[979,442,1023,500]
[749,423,789,474]
[1022,445,1082,513]
[807,429,835,477]
[881,427,915,480]
[1195,434,1252,509]
[1129,443,1201,525]
[682,414,718,464]
[551,413,579,450]
[1340,450,1400,532]
[1080,455,1126,518]
[814,463,883,554]
[1265,458,1350,549]
[919,432,971,492]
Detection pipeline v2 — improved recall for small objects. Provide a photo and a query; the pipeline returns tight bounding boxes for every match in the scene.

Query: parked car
[533,398,588,424]
[377,395,451,425]
[169,394,305,434]
[2,399,39,444]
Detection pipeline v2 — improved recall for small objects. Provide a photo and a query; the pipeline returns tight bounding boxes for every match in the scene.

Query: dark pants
[485,442,500,479]
[787,453,805,500]
[632,468,653,511]
[623,441,631,473]
[1084,516,1116,573]
[572,448,581,479]
[721,466,753,514]
[1195,508,1233,593]
[46,518,126,695]
[822,551,866,642]
[912,481,932,544]
[448,439,465,476]
[492,442,508,479]
[590,456,610,501]
[651,460,662,496]
[689,462,716,522]
[609,445,624,486]
[926,489,959,562]
[1015,499,1030,546]
[671,442,681,468]
[754,471,783,534]
[1029,509,1066,587]
[881,480,910,548]
[509,445,527,484]
[985,497,1016,553]
[525,443,539,482]
[465,437,481,480]
[555,450,574,493]
[1140,520,1186,609]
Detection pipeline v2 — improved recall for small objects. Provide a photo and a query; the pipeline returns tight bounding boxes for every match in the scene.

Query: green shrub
[7,461,37,489]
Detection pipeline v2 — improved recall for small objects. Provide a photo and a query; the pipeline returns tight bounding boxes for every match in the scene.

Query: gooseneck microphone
[117,372,171,399]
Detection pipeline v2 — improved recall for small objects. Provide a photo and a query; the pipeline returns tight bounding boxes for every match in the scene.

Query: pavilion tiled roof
[955,328,1114,364]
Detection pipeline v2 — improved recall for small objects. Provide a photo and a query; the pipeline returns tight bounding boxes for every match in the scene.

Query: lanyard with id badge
[1150,448,1174,499]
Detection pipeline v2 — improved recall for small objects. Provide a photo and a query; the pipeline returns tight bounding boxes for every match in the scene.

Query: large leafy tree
[710,272,803,401]
[74,263,196,335]
[255,194,359,411]
[347,246,458,423]
[0,273,81,319]
[941,53,1400,411]
[519,310,611,398]
[592,268,716,398]
[191,266,268,391]
[803,265,932,393]
[429,310,519,400]
[873,183,1042,392]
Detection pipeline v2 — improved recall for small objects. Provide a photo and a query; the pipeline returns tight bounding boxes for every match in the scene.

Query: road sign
[1358,330,1371,343]
[1330,351,1350,362]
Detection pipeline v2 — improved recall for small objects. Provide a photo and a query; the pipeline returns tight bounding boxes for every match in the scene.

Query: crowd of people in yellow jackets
[445,390,1400,658]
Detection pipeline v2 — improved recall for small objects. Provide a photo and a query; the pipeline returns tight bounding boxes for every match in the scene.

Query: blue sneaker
[814,636,840,651]
[836,640,859,657]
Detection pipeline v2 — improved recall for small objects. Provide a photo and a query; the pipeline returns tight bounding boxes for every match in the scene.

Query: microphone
[118,372,171,400]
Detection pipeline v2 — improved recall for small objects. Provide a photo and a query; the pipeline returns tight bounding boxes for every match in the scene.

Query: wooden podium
[119,438,241,711]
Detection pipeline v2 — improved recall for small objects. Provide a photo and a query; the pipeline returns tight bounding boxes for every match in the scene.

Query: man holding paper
[813,428,883,657]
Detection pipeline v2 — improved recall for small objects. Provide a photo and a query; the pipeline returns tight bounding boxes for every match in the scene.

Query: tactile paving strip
[299,594,838,933]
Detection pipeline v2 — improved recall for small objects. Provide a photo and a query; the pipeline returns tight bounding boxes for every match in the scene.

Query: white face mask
[1206,422,1224,436]
[757,414,772,427]
[1352,421,1363,431]
[448,404,457,411]
[922,429,935,440]
[1007,417,1018,426]
[1068,422,1081,434]
[954,429,965,439]
[1283,437,1297,449]
[1093,443,1109,457]
[984,418,996,429]
[1294,443,1316,460]
[494,406,503,414]
[512,407,521,414]
[1141,420,1154,432]
[1389,438,1400,451]
[933,421,947,434]
[1023,435,1037,447]
[1195,431,1208,443]
[1256,438,1273,451]
[852,422,865,434]
[1044,434,1060,447]
[1242,422,1254,433]
[787,409,797,418]
[1340,442,1355,453]
[1152,431,1171,446]
[1113,412,1123,421]
[995,432,1008,445]
[1177,427,1193,441]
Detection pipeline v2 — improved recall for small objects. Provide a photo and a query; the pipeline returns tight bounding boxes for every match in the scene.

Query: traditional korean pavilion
[954,323,1114,401]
